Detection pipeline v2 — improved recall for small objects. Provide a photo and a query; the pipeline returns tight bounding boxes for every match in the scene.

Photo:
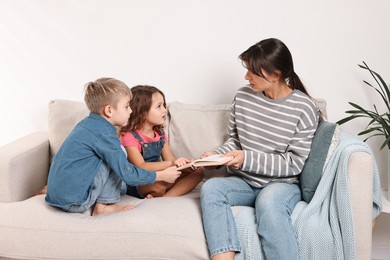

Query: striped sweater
[215,86,319,188]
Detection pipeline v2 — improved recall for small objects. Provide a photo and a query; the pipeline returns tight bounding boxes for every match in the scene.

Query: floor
[372,213,390,259]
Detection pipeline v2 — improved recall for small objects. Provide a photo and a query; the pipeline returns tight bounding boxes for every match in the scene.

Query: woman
[200,38,319,260]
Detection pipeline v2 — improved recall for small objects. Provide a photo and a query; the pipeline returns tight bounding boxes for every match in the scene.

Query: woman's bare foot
[92,203,135,216]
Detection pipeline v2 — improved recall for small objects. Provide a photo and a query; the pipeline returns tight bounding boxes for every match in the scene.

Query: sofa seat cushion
[0,194,209,259]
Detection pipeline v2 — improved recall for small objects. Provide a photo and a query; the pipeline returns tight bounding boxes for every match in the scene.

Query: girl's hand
[174,157,192,167]
[224,150,244,169]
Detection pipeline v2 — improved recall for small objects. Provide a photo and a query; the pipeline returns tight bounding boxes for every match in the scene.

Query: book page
[176,154,233,170]
[193,154,229,163]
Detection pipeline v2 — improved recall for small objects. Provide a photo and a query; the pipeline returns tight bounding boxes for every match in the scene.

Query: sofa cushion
[166,102,231,179]
[300,120,339,203]
[312,98,327,120]
[167,102,231,159]
[0,194,209,259]
[48,99,88,156]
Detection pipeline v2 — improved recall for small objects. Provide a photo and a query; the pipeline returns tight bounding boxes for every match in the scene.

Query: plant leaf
[338,62,390,151]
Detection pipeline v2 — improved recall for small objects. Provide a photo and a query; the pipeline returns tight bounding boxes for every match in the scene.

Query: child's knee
[139,182,168,197]
[150,182,168,197]
[195,168,204,181]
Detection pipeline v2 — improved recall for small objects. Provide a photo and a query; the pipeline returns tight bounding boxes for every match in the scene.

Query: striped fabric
[215,86,319,188]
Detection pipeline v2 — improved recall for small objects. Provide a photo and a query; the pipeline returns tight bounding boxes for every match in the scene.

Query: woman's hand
[224,150,244,169]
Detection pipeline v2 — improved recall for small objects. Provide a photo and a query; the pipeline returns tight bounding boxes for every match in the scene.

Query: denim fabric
[62,162,122,213]
[131,130,165,162]
[125,131,165,198]
[200,176,301,260]
[125,185,143,199]
[46,113,156,209]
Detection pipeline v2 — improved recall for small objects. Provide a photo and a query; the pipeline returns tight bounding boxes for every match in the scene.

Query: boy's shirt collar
[88,112,117,131]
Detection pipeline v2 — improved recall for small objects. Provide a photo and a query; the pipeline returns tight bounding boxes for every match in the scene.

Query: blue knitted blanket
[294,131,382,260]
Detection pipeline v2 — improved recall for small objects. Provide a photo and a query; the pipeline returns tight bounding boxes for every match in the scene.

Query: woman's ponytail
[289,71,310,97]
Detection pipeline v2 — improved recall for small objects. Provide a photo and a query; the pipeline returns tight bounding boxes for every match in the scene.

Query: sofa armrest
[0,132,50,202]
[348,151,374,260]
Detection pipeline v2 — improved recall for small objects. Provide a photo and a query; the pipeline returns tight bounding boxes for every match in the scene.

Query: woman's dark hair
[239,38,310,96]
[119,85,166,135]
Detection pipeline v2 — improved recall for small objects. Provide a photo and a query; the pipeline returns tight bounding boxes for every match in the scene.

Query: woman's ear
[273,70,282,82]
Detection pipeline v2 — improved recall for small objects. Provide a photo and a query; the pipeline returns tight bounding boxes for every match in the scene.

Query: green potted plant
[337,61,389,201]
[337,61,390,150]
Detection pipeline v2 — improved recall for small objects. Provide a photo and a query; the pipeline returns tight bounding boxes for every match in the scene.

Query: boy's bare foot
[33,185,47,196]
[145,194,154,199]
[92,203,135,216]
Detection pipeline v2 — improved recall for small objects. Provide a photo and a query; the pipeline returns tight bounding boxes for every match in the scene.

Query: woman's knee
[200,177,227,201]
[201,178,219,195]
[255,183,301,215]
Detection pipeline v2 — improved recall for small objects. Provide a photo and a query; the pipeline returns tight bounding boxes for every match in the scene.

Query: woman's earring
[285,77,290,86]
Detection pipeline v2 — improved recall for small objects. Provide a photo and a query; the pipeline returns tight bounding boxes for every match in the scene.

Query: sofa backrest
[48,98,327,159]
[166,102,231,159]
[48,99,231,159]
[48,99,89,156]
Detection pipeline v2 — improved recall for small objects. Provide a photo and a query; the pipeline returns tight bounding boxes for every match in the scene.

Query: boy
[45,78,181,216]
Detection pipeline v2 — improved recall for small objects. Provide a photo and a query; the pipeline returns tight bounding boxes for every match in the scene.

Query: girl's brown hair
[84,77,131,114]
[120,85,166,135]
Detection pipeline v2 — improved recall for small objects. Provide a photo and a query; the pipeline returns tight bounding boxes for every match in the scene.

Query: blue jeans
[62,162,122,213]
[200,176,301,260]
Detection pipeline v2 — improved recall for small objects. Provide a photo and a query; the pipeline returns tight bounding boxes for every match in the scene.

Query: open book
[176,154,234,170]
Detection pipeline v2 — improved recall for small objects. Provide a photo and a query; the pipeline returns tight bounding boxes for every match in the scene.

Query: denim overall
[125,130,165,198]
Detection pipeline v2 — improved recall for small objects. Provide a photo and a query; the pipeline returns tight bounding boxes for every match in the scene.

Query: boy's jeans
[200,176,301,260]
[63,162,122,213]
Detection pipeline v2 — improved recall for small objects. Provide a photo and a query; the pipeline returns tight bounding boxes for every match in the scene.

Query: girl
[200,38,320,260]
[119,85,203,198]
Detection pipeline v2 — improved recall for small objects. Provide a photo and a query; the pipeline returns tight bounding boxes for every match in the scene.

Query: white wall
[1,0,389,187]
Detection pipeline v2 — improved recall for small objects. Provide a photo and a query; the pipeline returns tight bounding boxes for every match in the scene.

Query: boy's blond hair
[84,78,132,114]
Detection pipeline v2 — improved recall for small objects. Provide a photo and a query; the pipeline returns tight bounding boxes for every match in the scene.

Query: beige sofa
[0,99,375,259]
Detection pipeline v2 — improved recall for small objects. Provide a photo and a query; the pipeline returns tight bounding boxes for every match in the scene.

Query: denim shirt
[45,113,156,207]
